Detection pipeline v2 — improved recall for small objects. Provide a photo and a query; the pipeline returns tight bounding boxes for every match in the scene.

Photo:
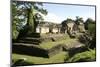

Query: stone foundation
[12,43,64,58]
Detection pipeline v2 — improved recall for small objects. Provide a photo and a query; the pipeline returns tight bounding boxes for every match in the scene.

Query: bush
[68,49,96,62]
[12,30,19,40]
[88,23,96,35]
[12,59,34,66]
[12,22,19,40]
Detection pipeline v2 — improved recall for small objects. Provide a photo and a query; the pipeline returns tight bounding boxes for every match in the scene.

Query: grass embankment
[39,34,80,49]
[12,49,96,65]
[40,38,77,50]
[68,49,96,62]
[12,51,69,64]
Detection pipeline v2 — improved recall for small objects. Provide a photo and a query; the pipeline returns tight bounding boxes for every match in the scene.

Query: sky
[41,3,95,23]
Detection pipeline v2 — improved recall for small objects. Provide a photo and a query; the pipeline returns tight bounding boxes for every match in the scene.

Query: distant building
[66,21,76,32]
[66,21,85,33]
[78,21,85,33]
[36,21,61,34]
[61,20,85,35]
[36,20,85,34]
[36,26,49,34]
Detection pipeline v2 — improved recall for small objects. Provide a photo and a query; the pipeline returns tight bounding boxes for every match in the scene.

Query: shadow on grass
[12,60,34,67]
[68,46,88,57]
[12,45,49,58]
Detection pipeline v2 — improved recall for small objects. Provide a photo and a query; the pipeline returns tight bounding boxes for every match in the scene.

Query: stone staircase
[17,33,41,45]
[12,33,65,58]
[18,37,41,45]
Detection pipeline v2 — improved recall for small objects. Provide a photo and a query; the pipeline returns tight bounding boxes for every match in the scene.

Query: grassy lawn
[39,36,78,49]
[12,51,69,65]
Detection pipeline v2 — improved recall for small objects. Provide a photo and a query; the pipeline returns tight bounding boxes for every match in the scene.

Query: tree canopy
[75,16,84,25]
[12,1,48,40]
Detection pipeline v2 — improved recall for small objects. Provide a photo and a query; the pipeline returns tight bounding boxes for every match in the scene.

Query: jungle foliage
[12,1,47,40]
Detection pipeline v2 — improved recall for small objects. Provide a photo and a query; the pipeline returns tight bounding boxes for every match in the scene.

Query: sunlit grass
[68,49,96,62]
[39,36,77,49]
[12,51,69,64]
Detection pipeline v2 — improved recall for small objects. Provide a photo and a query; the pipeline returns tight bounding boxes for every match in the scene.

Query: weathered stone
[12,43,65,58]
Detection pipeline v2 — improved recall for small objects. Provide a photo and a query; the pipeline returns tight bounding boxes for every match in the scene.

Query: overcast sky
[42,3,95,23]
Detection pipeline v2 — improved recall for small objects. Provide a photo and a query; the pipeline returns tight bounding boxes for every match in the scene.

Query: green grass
[68,49,96,62]
[12,49,96,65]
[40,34,77,49]
[12,51,69,64]
[39,34,78,49]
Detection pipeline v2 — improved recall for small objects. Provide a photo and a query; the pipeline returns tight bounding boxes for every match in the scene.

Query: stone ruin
[12,33,68,58]
[66,21,86,38]
[12,9,86,58]
[12,8,67,58]
[12,21,86,58]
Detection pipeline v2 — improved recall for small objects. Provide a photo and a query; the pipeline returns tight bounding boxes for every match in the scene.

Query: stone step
[18,40,40,45]
[19,37,41,42]
[17,37,42,45]
[13,43,41,47]
[12,43,49,58]
[26,33,40,38]
[12,43,64,58]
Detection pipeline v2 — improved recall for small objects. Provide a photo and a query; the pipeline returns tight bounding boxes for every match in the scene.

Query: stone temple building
[36,21,61,34]
[61,20,86,36]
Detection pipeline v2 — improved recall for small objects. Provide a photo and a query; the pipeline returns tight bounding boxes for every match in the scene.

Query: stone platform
[12,33,84,58]
[12,43,64,58]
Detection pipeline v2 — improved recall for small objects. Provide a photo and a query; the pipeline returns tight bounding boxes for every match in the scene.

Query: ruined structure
[13,33,68,58]
[61,20,85,38]
[12,7,85,59]
[36,22,61,34]
[78,21,85,33]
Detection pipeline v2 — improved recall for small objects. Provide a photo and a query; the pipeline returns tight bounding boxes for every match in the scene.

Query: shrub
[68,49,96,62]
[12,22,19,40]
[88,23,96,35]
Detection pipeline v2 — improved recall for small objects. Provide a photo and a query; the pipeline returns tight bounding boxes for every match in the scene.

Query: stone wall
[48,44,63,57]
[12,43,48,58]
[12,43,65,58]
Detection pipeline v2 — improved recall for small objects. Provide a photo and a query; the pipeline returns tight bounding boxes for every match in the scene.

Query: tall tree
[12,1,48,39]
[85,18,95,30]
[75,16,84,25]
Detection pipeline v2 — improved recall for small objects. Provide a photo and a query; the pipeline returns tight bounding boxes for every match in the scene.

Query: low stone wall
[17,34,67,45]
[48,44,63,57]
[26,33,41,38]
[68,46,88,57]
[12,43,48,58]
[41,34,67,42]
[12,43,64,58]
